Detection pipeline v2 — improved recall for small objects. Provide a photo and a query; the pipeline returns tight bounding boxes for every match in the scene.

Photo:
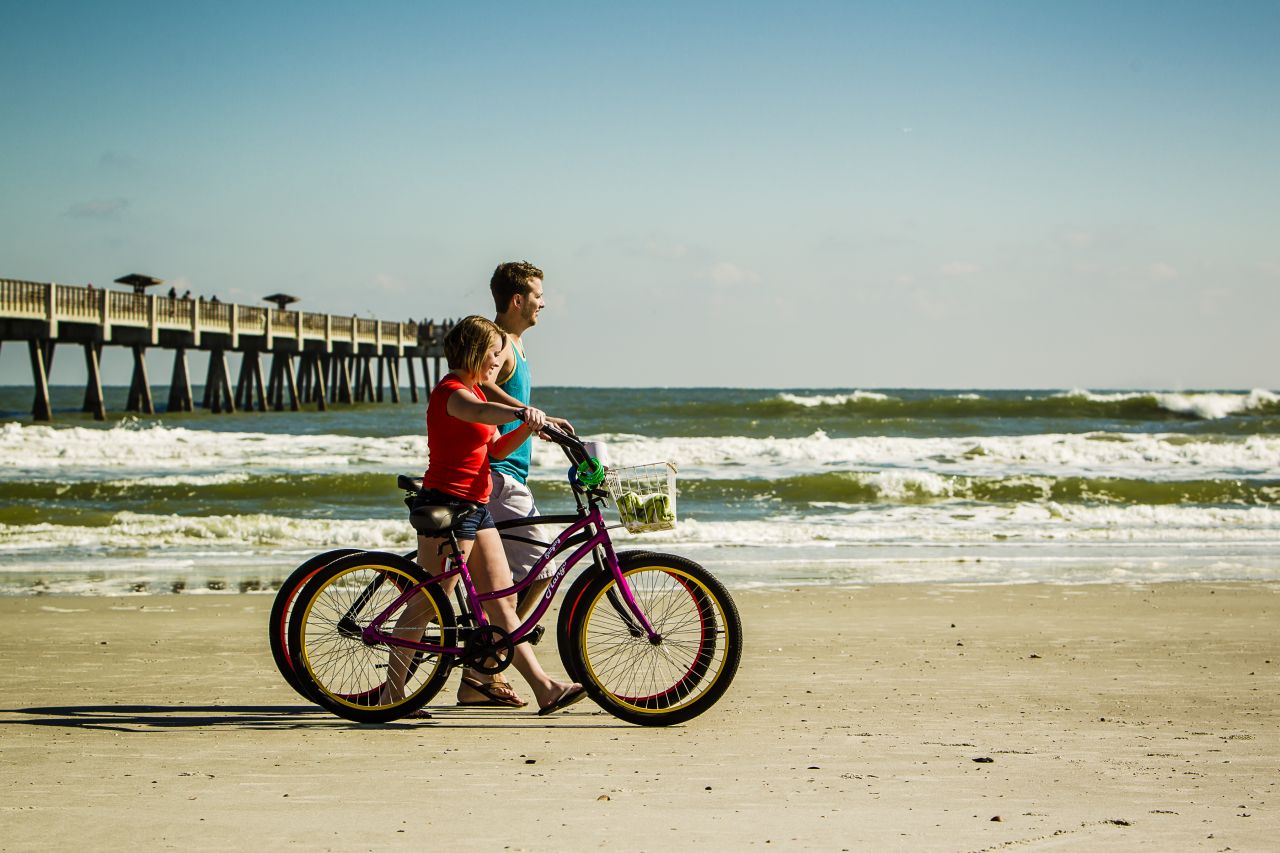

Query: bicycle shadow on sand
[0,704,622,733]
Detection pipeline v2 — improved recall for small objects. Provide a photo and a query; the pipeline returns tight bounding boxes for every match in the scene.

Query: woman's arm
[491,422,535,460]
[446,385,528,426]
[445,386,547,460]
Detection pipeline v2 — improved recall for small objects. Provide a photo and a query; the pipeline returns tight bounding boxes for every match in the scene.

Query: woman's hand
[517,406,548,432]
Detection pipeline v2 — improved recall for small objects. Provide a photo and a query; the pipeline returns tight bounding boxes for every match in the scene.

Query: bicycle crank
[462,625,515,674]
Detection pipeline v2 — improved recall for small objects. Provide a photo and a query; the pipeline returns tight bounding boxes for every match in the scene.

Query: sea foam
[1054,388,1279,420]
[571,431,1280,481]
[4,421,1278,484]
[775,390,890,407]
[1,501,1275,559]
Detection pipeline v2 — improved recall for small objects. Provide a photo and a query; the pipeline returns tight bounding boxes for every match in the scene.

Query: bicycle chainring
[463,625,515,674]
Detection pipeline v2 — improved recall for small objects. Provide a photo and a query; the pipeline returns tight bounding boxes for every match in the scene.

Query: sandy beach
[1,582,1275,851]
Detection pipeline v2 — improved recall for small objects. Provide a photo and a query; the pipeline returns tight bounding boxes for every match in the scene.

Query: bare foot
[535,681,587,716]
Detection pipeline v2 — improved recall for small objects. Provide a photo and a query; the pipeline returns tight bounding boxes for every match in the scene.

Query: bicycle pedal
[526,625,545,646]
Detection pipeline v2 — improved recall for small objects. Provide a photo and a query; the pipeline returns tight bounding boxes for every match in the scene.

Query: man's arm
[480,378,575,435]
[479,378,523,408]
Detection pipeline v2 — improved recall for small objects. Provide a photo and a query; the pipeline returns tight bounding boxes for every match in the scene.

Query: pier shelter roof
[263,293,299,310]
[114,273,164,294]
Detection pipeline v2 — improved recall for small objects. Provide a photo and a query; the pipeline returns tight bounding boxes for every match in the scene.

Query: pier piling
[167,348,193,413]
[126,345,155,414]
[28,339,52,421]
[82,342,106,420]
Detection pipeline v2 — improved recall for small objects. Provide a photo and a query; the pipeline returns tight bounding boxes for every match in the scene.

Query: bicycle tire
[563,553,741,726]
[288,551,456,723]
[268,548,363,701]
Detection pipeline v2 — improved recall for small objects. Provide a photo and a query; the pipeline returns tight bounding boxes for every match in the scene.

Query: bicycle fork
[593,535,662,645]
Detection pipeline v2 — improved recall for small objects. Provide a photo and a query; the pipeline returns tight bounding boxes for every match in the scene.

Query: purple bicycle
[286,427,741,726]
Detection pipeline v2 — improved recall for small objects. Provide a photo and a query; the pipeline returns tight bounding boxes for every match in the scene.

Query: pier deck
[1,278,448,420]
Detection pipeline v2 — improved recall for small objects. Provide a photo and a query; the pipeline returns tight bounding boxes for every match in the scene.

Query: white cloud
[1148,262,1179,281]
[705,261,760,286]
[911,289,949,318]
[644,238,690,261]
[64,198,130,220]
[939,261,979,277]
[98,151,141,173]
[371,273,407,293]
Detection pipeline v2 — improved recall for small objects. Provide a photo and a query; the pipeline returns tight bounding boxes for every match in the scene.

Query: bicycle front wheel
[555,548,661,683]
[289,551,456,723]
[564,554,741,726]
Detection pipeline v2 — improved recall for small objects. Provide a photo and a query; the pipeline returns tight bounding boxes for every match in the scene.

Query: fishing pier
[1,275,451,421]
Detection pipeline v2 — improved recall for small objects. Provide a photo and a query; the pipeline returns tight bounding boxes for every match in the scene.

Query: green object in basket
[616,491,643,524]
[642,494,674,524]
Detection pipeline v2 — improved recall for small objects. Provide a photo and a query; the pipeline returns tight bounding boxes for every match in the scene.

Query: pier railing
[0,278,420,351]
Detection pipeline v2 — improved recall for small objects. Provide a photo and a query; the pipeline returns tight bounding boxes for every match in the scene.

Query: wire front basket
[605,462,678,533]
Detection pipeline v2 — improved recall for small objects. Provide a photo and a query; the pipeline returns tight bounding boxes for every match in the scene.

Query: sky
[2,1,1277,389]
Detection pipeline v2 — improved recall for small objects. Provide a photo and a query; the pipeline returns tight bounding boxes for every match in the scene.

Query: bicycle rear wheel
[289,551,456,723]
[268,548,362,701]
[563,554,741,726]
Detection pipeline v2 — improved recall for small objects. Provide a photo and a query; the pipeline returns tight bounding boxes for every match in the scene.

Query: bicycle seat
[397,474,424,492]
[408,503,479,535]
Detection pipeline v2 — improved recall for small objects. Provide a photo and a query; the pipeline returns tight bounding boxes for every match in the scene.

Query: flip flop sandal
[457,675,528,708]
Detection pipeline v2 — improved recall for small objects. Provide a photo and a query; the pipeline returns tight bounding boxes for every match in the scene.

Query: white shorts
[489,472,556,583]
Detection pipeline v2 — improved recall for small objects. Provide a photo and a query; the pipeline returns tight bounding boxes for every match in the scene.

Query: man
[455,260,573,708]
[483,260,574,606]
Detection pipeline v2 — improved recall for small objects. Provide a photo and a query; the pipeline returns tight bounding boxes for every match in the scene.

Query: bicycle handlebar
[532,423,609,489]
[538,423,586,455]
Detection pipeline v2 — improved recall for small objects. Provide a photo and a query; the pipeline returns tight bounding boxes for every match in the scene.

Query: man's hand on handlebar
[547,416,574,435]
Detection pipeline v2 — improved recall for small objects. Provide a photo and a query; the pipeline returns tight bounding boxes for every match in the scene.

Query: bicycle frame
[363,498,660,657]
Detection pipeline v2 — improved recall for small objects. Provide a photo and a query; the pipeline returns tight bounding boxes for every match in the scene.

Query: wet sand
[1,582,1276,851]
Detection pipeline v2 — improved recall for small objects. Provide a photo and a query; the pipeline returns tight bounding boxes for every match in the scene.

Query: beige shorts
[489,472,556,583]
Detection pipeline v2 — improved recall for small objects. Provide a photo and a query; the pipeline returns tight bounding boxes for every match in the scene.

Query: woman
[383,315,584,715]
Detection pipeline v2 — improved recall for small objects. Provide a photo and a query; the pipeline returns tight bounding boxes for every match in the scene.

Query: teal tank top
[490,342,531,484]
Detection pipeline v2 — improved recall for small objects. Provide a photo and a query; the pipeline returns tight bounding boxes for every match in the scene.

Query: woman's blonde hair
[443,315,505,378]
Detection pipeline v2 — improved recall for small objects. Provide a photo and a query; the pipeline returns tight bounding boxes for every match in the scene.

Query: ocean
[2,385,1278,595]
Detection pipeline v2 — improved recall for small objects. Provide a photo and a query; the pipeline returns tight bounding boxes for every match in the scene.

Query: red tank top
[422,374,495,503]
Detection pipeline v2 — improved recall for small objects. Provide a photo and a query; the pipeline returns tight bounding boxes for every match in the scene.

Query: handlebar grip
[540,423,585,451]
